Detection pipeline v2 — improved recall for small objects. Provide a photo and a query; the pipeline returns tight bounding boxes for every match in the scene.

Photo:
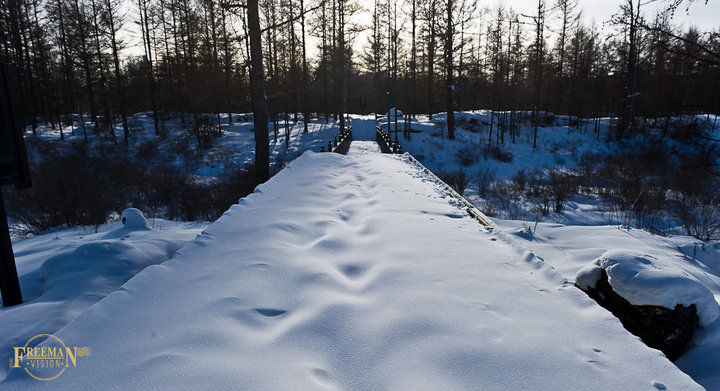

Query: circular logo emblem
[17,334,72,381]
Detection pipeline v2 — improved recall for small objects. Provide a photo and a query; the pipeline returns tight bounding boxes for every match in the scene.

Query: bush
[5,154,119,233]
[510,169,527,194]
[575,152,601,190]
[492,180,523,219]
[675,195,720,241]
[669,119,703,141]
[192,114,222,148]
[438,169,469,195]
[476,169,496,198]
[136,140,160,163]
[541,113,556,126]
[484,145,513,163]
[525,169,552,217]
[455,144,480,166]
[547,169,577,213]
[5,149,259,234]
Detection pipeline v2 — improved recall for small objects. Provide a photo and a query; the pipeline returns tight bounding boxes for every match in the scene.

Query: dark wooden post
[0,193,21,306]
[0,62,31,307]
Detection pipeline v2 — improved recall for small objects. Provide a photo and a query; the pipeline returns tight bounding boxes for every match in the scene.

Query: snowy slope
[497,219,720,389]
[2,142,700,390]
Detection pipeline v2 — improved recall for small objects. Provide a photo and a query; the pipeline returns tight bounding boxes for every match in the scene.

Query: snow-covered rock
[120,208,151,230]
[576,249,719,327]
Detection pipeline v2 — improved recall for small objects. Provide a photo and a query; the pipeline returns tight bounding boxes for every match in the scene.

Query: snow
[496,219,720,389]
[399,111,612,181]
[0,215,208,382]
[575,249,719,327]
[1,136,700,389]
[119,208,151,230]
[22,113,344,181]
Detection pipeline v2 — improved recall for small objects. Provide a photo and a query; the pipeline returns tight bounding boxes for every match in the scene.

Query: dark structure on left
[0,62,32,307]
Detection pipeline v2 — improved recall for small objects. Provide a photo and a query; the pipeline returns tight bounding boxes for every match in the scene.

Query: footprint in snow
[254,308,287,317]
[339,264,368,280]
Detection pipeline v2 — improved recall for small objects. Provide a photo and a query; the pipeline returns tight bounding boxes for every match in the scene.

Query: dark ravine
[576,269,699,361]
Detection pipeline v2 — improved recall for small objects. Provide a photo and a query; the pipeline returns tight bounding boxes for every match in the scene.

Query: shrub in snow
[575,250,720,360]
[454,144,479,167]
[547,169,576,213]
[120,208,151,230]
[476,169,496,198]
[483,145,513,163]
[675,194,720,242]
[438,170,468,196]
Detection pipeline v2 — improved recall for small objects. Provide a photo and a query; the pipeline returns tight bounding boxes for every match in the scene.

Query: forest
[1,0,718,143]
[1,0,719,238]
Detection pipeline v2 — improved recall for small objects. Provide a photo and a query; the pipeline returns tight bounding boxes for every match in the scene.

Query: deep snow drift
[0,215,208,381]
[2,141,699,389]
[576,250,719,327]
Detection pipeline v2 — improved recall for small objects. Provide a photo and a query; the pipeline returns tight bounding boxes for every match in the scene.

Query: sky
[345,0,720,59]
[122,0,720,60]
[494,0,720,31]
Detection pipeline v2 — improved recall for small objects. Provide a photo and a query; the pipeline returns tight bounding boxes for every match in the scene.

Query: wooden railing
[376,125,403,154]
[333,122,352,154]
[319,119,352,154]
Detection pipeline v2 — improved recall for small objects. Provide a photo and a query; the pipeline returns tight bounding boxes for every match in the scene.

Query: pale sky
[492,0,719,31]
[122,0,720,59]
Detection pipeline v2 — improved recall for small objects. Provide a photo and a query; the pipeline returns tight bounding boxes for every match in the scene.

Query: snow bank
[0,216,207,382]
[576,249,719,327]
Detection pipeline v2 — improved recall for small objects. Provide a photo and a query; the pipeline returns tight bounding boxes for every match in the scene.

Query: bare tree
[248,0,269,183]
[100,0,129,143]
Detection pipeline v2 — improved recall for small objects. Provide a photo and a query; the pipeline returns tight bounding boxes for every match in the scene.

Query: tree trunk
[300,0,309,133]
[446,0,455,139]
[248,0,270,184]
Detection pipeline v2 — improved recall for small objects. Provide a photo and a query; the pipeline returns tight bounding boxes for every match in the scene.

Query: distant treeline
[1,0,718,142]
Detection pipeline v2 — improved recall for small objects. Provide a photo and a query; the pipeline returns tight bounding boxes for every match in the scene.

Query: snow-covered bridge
[2,141,701,389]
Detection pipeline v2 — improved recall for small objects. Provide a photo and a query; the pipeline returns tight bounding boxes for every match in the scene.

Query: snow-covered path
[3,145,700,389]
[348,115,377,142]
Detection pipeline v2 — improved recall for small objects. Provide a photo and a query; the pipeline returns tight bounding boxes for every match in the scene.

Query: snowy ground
[496,219,720,389]
[382,111,720,388]
[23,112,342,180]
[384,110,613,180]
[0,216,208,382]
[1,139,701,389]
[4,113,719,388]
